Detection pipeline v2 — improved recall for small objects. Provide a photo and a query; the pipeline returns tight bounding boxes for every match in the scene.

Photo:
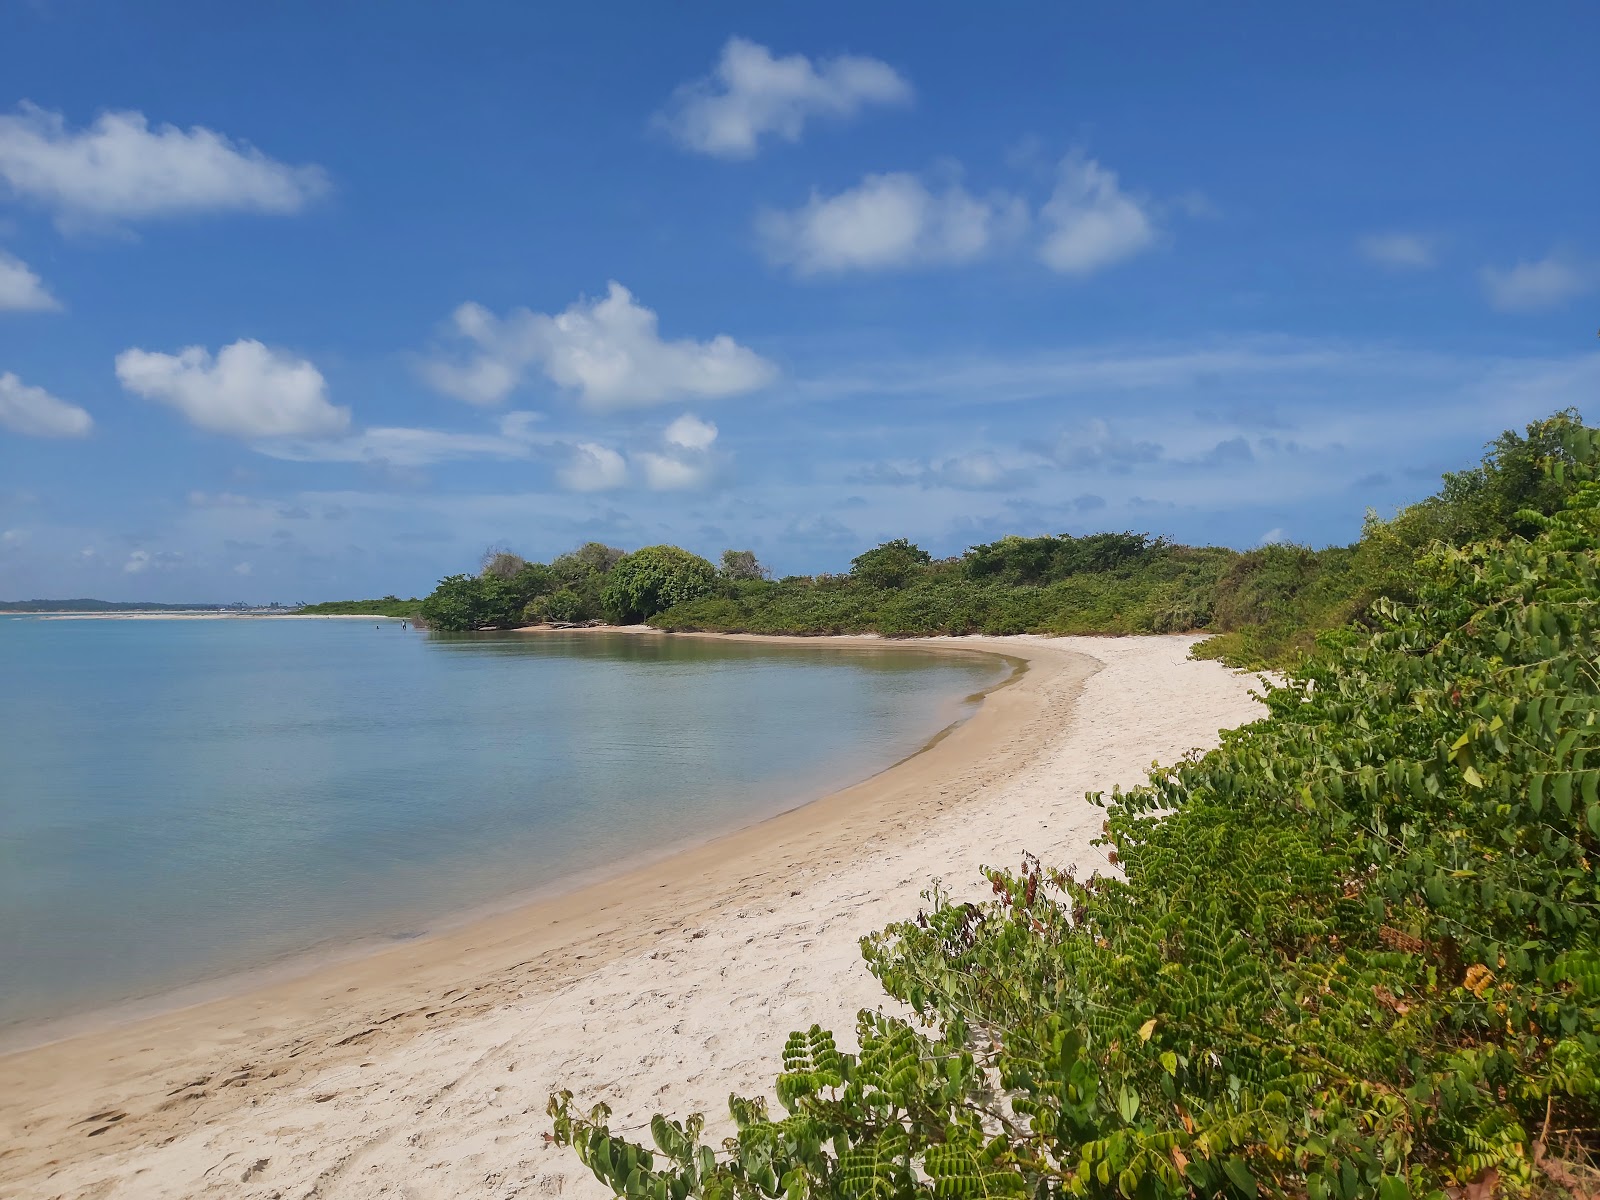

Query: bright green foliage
[415,542,626,630]
[652,542,1234,638]
[851,540,934,590]
[964,532,1162,584]
[1195,412,1589,668]
[417,573,486,630]
[551,427,1600,1199]
[603,545,720,623]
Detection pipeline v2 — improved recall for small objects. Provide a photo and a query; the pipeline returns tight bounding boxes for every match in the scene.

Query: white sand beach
[0,634,1264,1200]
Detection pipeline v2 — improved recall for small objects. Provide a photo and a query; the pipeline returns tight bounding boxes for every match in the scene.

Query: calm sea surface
[0,616,1003,1035]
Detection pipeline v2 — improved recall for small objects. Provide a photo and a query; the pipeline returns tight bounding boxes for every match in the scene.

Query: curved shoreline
[0,632,1018,1056]
[0,634,1262,1200]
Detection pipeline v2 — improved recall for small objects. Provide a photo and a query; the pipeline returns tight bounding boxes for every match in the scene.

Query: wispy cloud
[656,37,911,159]
[1481,250,1596,312]
[1357,232,1438,269]
[0,370,92,437]
[0,250,61,311]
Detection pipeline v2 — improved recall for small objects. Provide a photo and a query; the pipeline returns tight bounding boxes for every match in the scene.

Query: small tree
[480,545,528,579]
[602,545,719,623]
[719,549,769,581]
[418,574,486,631]
[850,538,932,589]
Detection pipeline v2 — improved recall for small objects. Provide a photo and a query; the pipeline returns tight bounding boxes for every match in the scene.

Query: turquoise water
[0,617,1002,1034]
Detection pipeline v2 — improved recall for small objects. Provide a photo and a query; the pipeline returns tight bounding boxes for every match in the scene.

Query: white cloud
[1358,232,1437,269]
[0,370,93,437]
[1038,154,1157,276]
[0,102,328,228]
[634,413,720,490]
[559,442,630,492]
[1,528,26,546]
[1259,528,1289,545]
[262,414,547,467]
[116,339,350,438]
[232,562,253,576]
[663,412,718,451]
[420,282,776,410]
[635,451,711,490]
[657,36,911,158]
[0,251,60,311]
[758,172,1024,275]
[1481,251,1596,312]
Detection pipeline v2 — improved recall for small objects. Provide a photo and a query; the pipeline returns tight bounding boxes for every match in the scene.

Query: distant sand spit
[0,634,1264,1200]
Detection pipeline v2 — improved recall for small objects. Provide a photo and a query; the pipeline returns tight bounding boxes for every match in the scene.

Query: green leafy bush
[551,427,1600,1200]
[851,539,934,590]
[603,545,720,624]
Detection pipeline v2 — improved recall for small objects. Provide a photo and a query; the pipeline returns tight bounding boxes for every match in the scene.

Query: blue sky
[0,3,1595,602]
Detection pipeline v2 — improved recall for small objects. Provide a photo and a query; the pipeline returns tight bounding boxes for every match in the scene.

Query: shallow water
[0,617,1002,1032]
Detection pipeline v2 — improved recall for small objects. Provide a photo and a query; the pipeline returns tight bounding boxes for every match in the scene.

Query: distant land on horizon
[0,599,278,613]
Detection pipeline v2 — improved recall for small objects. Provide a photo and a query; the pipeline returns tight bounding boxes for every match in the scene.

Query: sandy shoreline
[0,633,1263,1200]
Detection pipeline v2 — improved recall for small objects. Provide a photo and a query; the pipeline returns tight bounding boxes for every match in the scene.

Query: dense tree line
[406,412,1587,672]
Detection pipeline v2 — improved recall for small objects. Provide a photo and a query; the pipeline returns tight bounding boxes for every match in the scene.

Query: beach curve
[0,633,1264,1200]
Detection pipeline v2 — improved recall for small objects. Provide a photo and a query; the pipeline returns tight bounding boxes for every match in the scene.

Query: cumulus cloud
[0,251,60,311]
[1481,251,1596,312]
[559,442,629,492]
[657,36,911,158]
[123,549,151,573]
[1038,154,1157,276]
[115,339,350,438]
[1358,232,1437,269]
[633,413,720,490]
[420,282,776,410]
[232,562,253,576]
[0,102,328,228]
[0,370,93,437]
[662,412,718,451]
[758,173,1025,275]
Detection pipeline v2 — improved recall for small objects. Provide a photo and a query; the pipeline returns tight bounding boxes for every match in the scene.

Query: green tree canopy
[602,545,719,623]
[849,539,932,589]
[417,573,485,631]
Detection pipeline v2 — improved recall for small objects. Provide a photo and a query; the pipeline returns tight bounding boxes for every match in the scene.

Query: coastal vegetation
[295,595,423,617]
[399,412,1589,675]
[550,422,1600,1199]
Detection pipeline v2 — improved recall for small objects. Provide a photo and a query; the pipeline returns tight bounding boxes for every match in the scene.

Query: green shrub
[603,545,720,623]
[851,539,933,589]
[551,425,1600,1200]
[416,573,485,631]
